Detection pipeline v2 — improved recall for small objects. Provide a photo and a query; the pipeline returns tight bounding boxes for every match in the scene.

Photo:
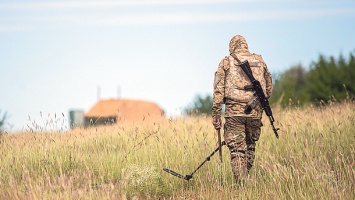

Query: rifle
[231,54,280,138]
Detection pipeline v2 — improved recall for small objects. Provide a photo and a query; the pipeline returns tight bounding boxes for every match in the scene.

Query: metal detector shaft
[163,141,226,180]
[188,141,226,178]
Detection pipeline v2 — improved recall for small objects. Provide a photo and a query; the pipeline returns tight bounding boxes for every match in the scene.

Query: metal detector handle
[217,129,223,164]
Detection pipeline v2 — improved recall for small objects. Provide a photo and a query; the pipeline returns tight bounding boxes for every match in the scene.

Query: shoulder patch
[213,72,221,89]
[223,59,229,66]
[221,56,230,71]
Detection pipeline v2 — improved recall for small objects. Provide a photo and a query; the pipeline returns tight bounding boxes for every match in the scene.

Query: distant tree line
[269,51,355,107]
[184,51,355,115]
[183,94,213,116]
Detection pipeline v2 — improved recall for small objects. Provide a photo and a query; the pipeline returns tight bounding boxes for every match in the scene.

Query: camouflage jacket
[212,53,273,120]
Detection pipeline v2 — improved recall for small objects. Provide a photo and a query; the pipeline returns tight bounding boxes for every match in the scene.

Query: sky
[1,0,354,132]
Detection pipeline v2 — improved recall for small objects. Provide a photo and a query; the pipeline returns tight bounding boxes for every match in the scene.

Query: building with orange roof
[83,98,165,127]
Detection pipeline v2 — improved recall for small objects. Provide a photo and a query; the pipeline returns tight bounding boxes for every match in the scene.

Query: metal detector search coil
[162,168,193,180]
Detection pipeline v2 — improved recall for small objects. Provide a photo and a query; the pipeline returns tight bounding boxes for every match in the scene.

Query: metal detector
[163,141,226,181]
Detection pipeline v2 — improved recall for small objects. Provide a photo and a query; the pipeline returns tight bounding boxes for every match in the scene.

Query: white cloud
[5,8,355,27]
[0,0,279,10]
[0,25,33,32]
[0,0,354,32]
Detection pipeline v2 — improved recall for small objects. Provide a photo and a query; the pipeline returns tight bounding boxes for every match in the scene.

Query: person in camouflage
[212,35,273,183]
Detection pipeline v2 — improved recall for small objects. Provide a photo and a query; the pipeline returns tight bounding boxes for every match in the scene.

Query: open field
[0,100,354,199]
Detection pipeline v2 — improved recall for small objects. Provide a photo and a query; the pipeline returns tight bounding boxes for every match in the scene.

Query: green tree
[340,52,355,97]
[0,110,8,133]
[269,64,309,107]
[306,52,355,102]
[184,94,213,116]
[270,51,355,107]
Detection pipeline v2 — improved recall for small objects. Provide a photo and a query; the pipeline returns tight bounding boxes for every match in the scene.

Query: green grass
[0,101,354,199]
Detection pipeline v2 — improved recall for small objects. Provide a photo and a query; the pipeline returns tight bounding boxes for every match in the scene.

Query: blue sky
[1,0,354,131]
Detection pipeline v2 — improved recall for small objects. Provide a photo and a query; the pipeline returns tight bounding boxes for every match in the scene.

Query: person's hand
[212,118,222,130]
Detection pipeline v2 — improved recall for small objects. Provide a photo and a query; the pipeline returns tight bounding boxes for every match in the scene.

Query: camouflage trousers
[224,116,263,181]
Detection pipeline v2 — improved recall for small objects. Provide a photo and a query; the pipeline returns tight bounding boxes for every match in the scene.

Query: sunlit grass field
[1,101,354,199]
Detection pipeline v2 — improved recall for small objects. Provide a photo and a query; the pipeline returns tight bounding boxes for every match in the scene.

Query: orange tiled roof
[84,99,165,122]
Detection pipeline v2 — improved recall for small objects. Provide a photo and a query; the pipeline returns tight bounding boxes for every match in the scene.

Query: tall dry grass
[0,101,354,199]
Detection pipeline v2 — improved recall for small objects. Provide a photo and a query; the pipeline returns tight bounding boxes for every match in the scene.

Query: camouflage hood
[229,35,251,56]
